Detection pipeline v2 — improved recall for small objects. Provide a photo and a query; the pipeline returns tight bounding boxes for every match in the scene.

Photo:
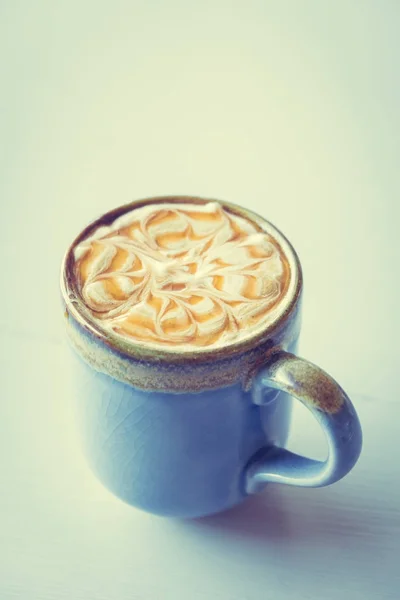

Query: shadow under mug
[61,196,362,518]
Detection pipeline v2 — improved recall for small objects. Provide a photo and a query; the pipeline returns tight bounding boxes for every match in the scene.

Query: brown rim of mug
[60,195,303,364]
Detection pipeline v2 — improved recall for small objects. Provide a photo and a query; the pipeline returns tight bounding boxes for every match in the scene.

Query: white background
[1,2,399,599]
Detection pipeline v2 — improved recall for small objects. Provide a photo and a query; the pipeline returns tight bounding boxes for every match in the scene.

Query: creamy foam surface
[73,202,290,349]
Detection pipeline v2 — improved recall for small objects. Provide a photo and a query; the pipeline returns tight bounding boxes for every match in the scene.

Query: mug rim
[60,195,303,364]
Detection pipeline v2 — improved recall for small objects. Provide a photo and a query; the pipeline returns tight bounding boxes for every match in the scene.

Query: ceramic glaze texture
[71,347,295,517]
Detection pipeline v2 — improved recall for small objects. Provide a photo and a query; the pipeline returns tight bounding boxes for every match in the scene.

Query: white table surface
[1,2,399,599]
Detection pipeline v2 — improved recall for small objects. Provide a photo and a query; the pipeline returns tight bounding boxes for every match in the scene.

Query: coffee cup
[60,196,362,517]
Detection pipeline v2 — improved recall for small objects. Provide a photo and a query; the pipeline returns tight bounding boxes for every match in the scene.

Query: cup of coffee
[61,196,362,518]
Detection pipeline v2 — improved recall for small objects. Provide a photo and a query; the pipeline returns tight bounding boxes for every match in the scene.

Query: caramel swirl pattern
[73,202,289,349]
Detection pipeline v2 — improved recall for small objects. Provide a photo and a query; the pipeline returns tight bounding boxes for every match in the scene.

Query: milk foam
[73,202,289,349]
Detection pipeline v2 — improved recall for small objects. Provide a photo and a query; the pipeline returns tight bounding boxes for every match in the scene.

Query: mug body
[71,350,296,518]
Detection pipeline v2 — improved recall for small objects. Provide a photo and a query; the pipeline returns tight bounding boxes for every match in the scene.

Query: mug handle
[245,351,362,494]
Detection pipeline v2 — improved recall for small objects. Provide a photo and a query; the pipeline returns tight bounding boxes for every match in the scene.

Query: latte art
[73,201,289,349]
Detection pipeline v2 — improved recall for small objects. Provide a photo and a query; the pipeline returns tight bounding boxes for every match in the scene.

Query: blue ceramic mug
[61,196,362,518]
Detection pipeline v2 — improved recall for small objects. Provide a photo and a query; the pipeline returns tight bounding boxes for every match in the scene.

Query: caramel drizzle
[74,203,288,348]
